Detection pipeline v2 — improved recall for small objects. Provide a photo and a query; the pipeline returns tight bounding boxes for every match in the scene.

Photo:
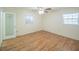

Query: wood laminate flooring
[1,31,79,51]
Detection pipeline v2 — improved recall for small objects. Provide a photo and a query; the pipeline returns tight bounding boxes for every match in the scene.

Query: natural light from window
[63,13,79,25]
[25,15,33,24]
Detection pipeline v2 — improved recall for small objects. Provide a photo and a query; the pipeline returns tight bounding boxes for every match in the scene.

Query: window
[63,13,79,24]
[25,15,33,24]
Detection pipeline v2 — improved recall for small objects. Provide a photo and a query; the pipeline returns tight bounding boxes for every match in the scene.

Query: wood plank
[1,30,79,51]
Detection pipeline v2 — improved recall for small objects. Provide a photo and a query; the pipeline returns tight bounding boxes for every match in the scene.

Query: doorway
[4,12,16,40]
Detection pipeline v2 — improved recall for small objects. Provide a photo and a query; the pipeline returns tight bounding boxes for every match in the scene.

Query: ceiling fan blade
[45,8,52,10]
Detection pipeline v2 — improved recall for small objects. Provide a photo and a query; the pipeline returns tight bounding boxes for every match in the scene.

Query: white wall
[1,7,42,36]
[43,8,79,40]
[16,8,42,36]
[0,10,2,47]
[1,7,79,40]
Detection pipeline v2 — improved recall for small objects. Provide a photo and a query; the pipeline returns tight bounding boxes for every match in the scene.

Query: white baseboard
[3,36,16,40]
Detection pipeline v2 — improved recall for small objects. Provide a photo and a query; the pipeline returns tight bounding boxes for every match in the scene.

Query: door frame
[4,12,16,40]
[0,11,3,47]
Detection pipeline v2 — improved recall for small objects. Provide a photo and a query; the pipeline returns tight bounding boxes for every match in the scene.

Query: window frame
[63,13,79,25]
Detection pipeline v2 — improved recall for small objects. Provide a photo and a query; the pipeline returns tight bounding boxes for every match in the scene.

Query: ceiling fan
[38,7,52,15]
[31,7,58,15]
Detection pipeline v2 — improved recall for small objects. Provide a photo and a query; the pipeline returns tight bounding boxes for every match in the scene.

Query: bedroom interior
[0,7,79,51]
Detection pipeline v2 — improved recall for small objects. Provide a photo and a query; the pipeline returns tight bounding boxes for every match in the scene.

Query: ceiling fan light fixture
[38,10,44,15]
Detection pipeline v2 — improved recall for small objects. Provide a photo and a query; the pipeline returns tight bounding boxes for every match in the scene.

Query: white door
[4,12,16,40]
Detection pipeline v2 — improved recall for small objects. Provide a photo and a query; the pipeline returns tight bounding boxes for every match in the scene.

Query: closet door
[5,12,16,39]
